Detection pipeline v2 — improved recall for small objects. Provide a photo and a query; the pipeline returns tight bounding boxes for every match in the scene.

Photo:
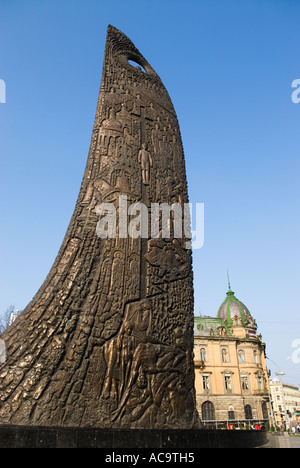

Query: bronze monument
[0,26,199,429]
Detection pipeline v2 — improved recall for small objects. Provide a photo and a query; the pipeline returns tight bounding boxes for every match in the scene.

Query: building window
[257,374,264,391]
[238,349,245,363]
[200,348,207,362]
[245,404,253,420]
[221,348,229,363]
[253,350,259,364]
[202,375,210,391]
[262,402,269,420]
[224,375,232,392]
[202,401,215,421]
[228,406,235,420]
[241,376,249,391]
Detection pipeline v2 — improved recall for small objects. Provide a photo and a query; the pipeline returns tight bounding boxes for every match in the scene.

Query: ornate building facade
[270,378,300,427]
[194,283,271,428]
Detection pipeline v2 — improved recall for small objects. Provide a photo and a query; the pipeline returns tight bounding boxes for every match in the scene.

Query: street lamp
[275,372,290,430]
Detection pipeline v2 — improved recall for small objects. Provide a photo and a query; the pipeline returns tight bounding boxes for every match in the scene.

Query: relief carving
[138,144,153,186]
[0,25,199,430]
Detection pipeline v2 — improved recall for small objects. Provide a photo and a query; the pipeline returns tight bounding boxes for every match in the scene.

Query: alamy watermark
[291,79,300,104]
[291,339,300,364]
[95,195,204,250]
[0,79,6,103]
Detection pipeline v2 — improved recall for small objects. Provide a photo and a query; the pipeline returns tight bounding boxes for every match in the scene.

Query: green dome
[217,287,252,326]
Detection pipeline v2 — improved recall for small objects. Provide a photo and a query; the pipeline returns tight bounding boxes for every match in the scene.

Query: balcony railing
[201,419,269,430]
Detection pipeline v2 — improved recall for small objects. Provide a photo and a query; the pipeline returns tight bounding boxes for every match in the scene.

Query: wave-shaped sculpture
[0,25,199,429]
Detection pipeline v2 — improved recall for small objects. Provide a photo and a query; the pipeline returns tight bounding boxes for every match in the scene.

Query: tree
[0,305,15,335]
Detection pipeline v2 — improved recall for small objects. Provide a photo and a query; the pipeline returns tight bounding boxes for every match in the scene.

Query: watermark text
[291,339,300,364]
[0,79,6,104]
[95,195,204,250]
[291,79,300,104]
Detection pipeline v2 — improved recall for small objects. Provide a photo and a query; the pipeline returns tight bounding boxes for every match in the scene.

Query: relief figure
[138,143,153,186]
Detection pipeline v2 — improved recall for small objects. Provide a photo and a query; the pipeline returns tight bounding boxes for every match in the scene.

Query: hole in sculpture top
[128,59,147,73]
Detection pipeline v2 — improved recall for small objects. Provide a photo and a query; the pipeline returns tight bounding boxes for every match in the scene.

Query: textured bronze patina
[0,26,199,429]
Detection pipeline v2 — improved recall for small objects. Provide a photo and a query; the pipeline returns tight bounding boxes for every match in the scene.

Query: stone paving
[260,433,300,449]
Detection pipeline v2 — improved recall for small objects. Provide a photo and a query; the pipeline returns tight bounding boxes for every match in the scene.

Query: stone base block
[0,425,268,448]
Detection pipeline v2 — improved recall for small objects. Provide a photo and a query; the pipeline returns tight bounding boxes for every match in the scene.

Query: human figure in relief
[138,144,153,185]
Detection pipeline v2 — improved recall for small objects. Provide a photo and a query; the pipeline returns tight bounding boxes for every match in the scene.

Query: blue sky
[0,0,299,385]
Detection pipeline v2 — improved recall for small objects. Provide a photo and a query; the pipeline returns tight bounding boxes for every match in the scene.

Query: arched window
[238,349,245,363]
[221,348,228,363]
[241,376,249,391]
[228,405,235,421]
[202,401,215,421]
[245,404,253,420]
[200,348,207,362]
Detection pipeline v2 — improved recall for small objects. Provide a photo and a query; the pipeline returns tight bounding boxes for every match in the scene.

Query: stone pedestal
[0,425,268,448]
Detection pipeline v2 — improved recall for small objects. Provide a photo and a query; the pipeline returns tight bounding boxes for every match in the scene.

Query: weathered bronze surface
[0,26,199,429]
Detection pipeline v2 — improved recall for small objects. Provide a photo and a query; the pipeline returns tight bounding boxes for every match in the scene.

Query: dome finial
[227,269,231,290]
[226,270,234,296]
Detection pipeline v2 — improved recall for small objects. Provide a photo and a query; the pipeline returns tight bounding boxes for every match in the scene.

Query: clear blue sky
[0,0,299,385]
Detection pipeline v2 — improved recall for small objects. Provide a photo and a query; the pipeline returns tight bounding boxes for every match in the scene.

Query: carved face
[138,300,151,320]
[137,371,147,388]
